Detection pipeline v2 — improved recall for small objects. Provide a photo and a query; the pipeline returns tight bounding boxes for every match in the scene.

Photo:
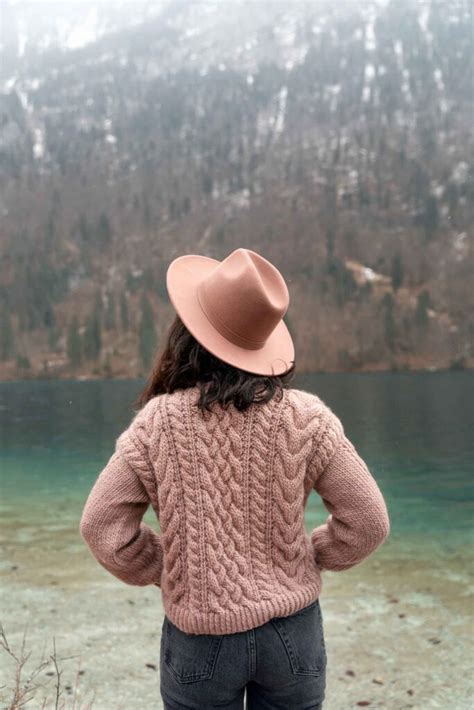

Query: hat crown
[196,248,289,350]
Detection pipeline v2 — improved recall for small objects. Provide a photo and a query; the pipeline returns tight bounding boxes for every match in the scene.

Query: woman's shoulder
[285,387,345,451]
[135,394,164,419]
[285,386,331,416]
[116,395,163,460]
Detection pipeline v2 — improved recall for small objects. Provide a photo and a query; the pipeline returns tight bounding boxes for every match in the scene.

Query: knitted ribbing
[80,385,390,635]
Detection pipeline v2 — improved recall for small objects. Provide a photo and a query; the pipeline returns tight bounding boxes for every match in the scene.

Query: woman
[80,247,390,709]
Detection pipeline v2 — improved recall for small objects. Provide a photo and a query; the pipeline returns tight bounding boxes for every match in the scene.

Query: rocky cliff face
[0,0,472,379]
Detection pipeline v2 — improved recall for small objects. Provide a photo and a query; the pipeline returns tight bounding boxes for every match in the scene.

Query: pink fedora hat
[166,247,295,376]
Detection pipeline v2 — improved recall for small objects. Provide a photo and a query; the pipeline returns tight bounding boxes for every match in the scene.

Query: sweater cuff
[311,526,331,571]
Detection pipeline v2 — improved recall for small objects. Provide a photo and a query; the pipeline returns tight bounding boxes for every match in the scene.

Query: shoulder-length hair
[134,314,296,413]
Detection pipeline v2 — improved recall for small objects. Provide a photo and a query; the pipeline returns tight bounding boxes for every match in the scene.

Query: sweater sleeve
[79,402,163,587]
[309,410,390,572]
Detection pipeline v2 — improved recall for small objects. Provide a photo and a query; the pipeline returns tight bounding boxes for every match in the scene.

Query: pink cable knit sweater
[79,385,390,635]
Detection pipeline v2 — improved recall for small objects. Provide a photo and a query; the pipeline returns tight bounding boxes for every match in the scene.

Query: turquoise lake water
[1,372,473,554]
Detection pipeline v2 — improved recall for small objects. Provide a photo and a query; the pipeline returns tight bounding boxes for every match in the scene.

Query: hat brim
[166,254,295,376]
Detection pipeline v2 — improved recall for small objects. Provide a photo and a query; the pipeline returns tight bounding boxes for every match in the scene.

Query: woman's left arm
[79,401,163,587]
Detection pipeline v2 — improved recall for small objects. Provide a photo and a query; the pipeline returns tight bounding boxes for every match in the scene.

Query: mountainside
[0,0,473,380]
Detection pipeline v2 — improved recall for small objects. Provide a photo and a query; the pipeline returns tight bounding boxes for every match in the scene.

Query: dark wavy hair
[134,314,296,413]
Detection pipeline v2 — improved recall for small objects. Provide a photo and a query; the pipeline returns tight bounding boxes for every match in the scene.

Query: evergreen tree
[48,324,62,353]
[78,213,90,244]
[16,354,31,370]
[97,213,112,244]
[120,292,129,331]
[83,296,102,360]
[138,293,157,370]
[94,291,103,319]
[327,257,357,306]
[391,253,404,292]
[104,293,117,330]
[0,308,15,360]
[415,290,431,330]
[382,292,396,351]
[143,195,151,228]
[422,196,439,241]
[182,195,191,214]
[202,173,213,195]
[67,316,82,368]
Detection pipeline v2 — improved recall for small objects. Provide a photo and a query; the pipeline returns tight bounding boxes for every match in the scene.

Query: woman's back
[80,384,389,636]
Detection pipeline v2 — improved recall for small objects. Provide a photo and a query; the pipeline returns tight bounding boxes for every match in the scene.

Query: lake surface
[1,372,473,553]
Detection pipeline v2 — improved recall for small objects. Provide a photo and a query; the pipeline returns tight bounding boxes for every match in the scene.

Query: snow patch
[4,77,17,91]
[453,232,470,262]
[365,63,376,81]
[63,7,100,50]
[33,127,45,159]
[18,31,28,58]
[363,267,377,281]
[274,86,287,135]
[365,17,376,51]
[345,259,392,287]
[434,68,444,91]
[184,26,200,39]
[451,162,469,184]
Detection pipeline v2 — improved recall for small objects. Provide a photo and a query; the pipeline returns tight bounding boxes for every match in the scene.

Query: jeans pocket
[270,599,327,676]
[162,617,223,684]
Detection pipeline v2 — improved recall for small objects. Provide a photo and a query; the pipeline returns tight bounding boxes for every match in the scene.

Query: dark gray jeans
[160,598,326,709]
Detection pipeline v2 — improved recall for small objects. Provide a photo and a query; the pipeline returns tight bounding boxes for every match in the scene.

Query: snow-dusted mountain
[0,0,472,379]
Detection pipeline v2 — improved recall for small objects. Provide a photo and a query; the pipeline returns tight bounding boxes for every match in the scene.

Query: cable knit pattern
[79,385,390,635]
[247,391,284,600]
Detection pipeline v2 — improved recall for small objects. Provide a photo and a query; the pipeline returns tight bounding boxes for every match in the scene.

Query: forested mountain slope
[0,0,472,379]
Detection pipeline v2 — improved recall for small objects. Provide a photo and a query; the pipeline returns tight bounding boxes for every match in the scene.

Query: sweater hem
[162,580,323,635]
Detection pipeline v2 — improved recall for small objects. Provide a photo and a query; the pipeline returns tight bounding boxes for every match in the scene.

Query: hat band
[196,282,268,351]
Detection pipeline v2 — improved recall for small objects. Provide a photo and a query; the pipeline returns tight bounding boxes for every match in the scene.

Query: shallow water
[1,372,473,548]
